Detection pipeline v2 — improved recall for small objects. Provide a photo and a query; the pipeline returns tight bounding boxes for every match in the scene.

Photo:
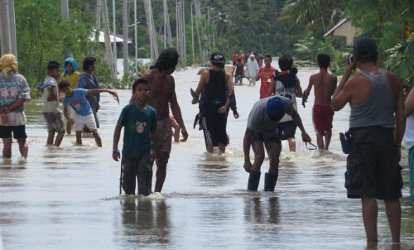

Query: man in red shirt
[257,55,276,99]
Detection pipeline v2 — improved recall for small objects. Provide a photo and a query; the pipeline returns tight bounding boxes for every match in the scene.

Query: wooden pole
[191,2,195,64]
[134,0,138,64]
[0,0,17,56]
[112,0,117,61]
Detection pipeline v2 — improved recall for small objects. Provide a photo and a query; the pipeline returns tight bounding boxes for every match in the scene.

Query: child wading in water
[59,80,118,147]
[112,79,157,196]
[41,61,65,146]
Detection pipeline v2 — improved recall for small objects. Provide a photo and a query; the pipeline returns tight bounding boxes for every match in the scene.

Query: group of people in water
[0,36,410,246]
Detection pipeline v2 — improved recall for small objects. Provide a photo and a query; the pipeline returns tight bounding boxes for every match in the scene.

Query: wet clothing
[0,125,27,139]
[78,72,100,128]
[43,112,65,133]
[0,73,31,127]
[63,89,92,116]
[346,127,402,200]
[350,70,395,129]
[62,72,80,89]
[121,153,153,195]
[312,104,334,134]
[346,69,401,200]
[153,118,173,164]
[117,104,157,158]
[247,96,292,143]
[258,66,276,99]
[404,112,414,202]
[199,69,229,146]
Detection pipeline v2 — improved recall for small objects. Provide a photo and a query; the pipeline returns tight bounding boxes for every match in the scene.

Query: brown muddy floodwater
[0,67,413,250]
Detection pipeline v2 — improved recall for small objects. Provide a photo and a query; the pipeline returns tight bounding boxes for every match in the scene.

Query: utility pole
[61,0,71,58]
[112,0,117,62]
[190,2,195,64]
[122,0,129,76]
[0,0,17,56]
[134,0,138,64]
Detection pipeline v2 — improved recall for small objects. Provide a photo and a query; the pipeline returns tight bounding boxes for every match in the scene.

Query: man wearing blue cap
[243,96,311,192]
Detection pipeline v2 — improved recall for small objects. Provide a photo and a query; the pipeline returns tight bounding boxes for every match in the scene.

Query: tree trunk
[122,0,129,76]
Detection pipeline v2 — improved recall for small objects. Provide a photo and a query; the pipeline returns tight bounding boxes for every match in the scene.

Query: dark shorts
[345,127,402,200]
[278,121,297,140]
[152,119,173,165]
[43,112,65,133]
[0,125,27,139]
[121,153,153,196]
[251,130,281,145]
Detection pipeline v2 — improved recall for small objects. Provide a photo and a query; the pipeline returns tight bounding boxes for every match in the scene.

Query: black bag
[340,131,352,154]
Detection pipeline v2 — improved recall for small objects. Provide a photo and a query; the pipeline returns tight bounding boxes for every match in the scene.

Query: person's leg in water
[17,138,28,159]
[288,137,296,152]
[122,158,138,195]
[55,130,65,147]
[316,131,325,150]
[92,130,102,147]
[324,129,332,150]
[75,131,82,145]
[154,153,169,192]
[248,141,264,191]
[46,130,55,145]
[264,141,281,191]
[361,197,378,246]
[384,199,401,244]
[2,138,12,159]
[136,153,153,196]
[66,120,73,135]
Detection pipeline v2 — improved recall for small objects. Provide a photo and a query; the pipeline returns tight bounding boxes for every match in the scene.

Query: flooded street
[0,67,413,249]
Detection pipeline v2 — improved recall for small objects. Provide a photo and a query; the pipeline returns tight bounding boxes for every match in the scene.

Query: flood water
[0,67,413,250]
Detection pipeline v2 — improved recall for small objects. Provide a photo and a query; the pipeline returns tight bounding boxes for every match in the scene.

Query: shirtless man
[302,54,337,150]
[142,48,188,193]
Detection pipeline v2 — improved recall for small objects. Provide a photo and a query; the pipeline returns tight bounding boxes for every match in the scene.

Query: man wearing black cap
[243,96,311,192]
[141,48,188,193]
[192,52,234,154]
[332,38,404,246]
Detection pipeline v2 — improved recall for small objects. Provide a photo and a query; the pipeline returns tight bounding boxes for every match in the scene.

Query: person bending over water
[113,79,156,196]
[332,38,404,246]
[243,96,311,192]
[59,80,118,147]
[302,54,337,150]
[192,53,234,154]
[141,48,188,193]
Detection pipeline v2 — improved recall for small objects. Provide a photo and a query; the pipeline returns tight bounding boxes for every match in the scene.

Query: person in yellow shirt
[62,57,80,134]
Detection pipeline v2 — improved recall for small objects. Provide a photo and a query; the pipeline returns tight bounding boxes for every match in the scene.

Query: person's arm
[47,86,58,102]
[295,78,303,97]
[388,72,405,146]
[218,74,234,113]
[302,76,314,107]
[112,123,122,161]
[331,63,354,111]
[170,79,188,142]
[256,68,262,81]
[405,87,414,117]
[268,79,276,97]
[194,70,208,97]
[87,88,119,103]
[286,105,311,142]
[243,128,253,172]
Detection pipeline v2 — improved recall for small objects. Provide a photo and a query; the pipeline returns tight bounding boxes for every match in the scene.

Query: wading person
[257,54,276,99]
[0,54,31,162]
[41,61,65,147]
[62,57,81,135]
[142,48,188,193]
[59,80,118,147]
[243,96,311,192]
[332,38,404,246]
[78,57,101,128]
[246,54,259,86]
[192,53,234,154]
[270,55,302,152]
[113,79,156,196]
[302,54,337,150]
[404,86,414,203]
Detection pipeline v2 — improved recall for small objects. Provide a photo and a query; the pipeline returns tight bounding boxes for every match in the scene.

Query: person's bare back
[144,69,175,120]
[310,71,337,106]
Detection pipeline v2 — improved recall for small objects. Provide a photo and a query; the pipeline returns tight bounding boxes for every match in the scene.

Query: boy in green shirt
[112,79,157,196]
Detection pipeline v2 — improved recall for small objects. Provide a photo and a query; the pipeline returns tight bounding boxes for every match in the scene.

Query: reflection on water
[0,67,412,249]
